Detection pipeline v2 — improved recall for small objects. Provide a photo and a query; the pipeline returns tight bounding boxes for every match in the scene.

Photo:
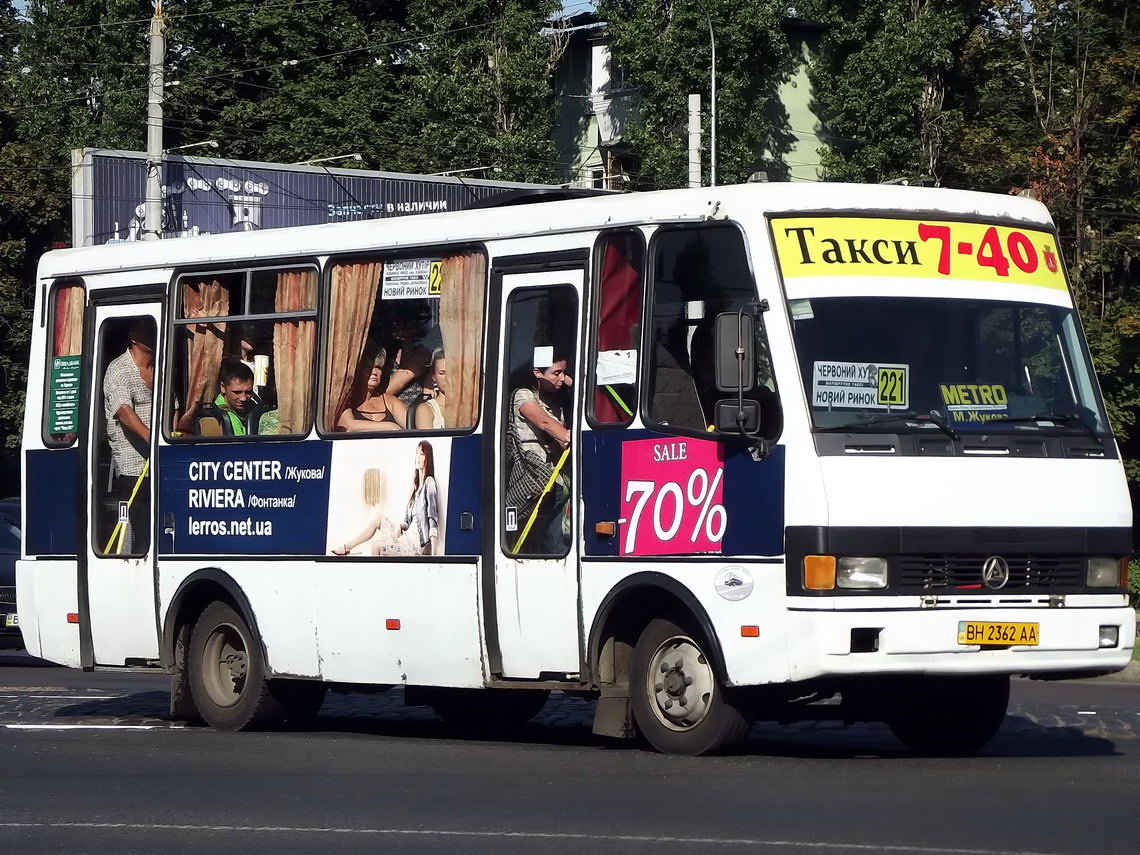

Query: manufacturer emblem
[981,556,1010,590]
[714,566,754,601]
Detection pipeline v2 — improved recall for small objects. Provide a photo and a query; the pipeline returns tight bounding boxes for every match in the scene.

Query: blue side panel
[721,444,786,556]
[24,448,80,555]
[580,430,786,557]
[444,432,483,555]
[159,443,332,555]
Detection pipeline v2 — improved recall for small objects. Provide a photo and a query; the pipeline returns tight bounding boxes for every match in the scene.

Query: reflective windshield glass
[789,297,1109,434]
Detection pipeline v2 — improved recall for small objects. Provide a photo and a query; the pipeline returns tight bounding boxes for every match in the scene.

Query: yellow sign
[771,216,1068,290]
[428,261,443,295]
[939,383,1009,423]
[877,367,907,406]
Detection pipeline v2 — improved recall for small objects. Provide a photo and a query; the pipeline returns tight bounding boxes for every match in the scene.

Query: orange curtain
[180,279,230,426]
[52,286,85,357]
[438,252,486,428]
[273,270,318,435]
[324,261,382,430]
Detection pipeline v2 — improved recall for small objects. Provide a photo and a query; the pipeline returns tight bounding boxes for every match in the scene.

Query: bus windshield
[789,296,1110,435]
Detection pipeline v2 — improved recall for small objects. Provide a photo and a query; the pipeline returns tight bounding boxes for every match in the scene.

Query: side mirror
[714,399,760,433]
[715,312,755,393]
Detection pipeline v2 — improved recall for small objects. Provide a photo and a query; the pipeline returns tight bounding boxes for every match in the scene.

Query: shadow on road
[0,651,56,668]
[7,679,1123,759]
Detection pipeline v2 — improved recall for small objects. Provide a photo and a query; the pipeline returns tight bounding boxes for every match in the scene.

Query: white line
[1077,711,1097,715]
[3,724,164,730]
[0,695,122,700]
[0,821,1074,854]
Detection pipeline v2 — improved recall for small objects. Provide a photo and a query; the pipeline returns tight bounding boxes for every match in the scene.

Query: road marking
[3,724,167,731]
[1077,711,1097,715]
[0,695,122,700]
[0,821,1076,854]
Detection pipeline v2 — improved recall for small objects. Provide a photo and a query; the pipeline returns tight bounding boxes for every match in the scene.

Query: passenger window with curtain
[589,231,644,426]
[646,225,781,440]
[323,250,486,434]
[44,282,85,447]
[169,266,317,439]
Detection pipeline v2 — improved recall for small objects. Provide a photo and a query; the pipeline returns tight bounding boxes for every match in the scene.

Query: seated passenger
[414,349,448,430]
[338,347,409,432]
[181,358,256,436]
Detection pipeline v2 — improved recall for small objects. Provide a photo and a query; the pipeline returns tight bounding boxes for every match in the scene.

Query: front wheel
[888,674,1010,756]
[630,617,749,755]
[188,600,286,731]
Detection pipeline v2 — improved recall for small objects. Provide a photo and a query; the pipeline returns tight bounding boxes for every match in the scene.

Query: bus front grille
[895,555,1085,592]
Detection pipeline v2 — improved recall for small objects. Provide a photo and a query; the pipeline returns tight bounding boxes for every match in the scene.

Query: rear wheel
[888,674,1010,756]
[630,617,749,755]
[427,687,551,731]
[188,600,286,731]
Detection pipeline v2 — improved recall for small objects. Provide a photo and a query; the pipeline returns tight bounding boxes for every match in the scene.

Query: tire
[427,687,551,731]
[188,600,286,732]
[629,617,749,755]
[888,674,1010,756]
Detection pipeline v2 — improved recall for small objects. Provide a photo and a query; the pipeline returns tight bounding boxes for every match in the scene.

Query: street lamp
[294,153,363,166]
[162,140,218,155]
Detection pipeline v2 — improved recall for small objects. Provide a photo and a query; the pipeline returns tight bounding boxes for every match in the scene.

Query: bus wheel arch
[162,569,267,720]
[586,573,735,749]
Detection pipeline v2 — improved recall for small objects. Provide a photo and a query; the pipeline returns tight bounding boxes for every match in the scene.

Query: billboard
[71,148,553,247]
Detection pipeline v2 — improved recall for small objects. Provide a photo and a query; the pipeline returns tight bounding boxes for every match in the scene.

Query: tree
[597,0,791,188]
[801,0,987,185]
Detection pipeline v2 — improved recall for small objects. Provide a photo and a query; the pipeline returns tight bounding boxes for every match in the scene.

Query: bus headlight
[837,557,888,589]
[1086,557,1121,587]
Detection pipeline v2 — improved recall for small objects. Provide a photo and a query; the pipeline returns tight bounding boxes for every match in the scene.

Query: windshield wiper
[818,412,918,432]
[986,412,1101,441]
[819,410,961,440]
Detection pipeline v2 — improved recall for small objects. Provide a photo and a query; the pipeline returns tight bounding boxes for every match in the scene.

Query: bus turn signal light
[740,626,759,638]
[385,619,400,630]
[804,555,837,591]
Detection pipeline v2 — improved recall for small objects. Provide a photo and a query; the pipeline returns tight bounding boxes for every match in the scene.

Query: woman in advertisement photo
[332,440,440,556]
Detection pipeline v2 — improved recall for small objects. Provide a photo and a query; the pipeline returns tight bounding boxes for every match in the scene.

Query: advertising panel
[72,148,552,247]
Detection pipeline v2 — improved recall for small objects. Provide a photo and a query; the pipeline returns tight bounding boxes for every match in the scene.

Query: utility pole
[143,2,165,241]
[688,93,702,188]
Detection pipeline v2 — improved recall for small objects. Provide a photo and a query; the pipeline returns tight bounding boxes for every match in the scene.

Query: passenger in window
[338,347,409,432]
[393,343,434,408]
[414,349,448,430]
[103,322,155,552]
[181,358,256,436]
[507,350,573,554]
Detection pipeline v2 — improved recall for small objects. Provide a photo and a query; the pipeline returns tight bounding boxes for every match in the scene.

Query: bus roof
[37,182,1055,283]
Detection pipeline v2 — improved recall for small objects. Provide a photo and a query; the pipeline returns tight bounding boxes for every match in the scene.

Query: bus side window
[646,225,781,440]
[589,231,644,427]
[169,267,317,439]
[44,282,85,447]
[323,251,486,434]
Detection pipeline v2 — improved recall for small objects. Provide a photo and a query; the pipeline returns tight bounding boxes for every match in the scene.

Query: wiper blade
[925,409,959,440]
[986,412,1101,440]
[817,412,918,432]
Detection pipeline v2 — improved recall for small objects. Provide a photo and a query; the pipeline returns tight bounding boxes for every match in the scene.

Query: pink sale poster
[619,436,726,556]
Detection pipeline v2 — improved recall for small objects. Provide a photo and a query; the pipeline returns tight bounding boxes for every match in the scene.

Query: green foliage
[597,0,790,188]
[1129,558,1140,611]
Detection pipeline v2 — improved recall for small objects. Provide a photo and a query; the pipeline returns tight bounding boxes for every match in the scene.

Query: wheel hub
[648,636,716,731]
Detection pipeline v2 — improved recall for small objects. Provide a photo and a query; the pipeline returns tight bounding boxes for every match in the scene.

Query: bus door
[81,299,162,665]
[492,272,583,678]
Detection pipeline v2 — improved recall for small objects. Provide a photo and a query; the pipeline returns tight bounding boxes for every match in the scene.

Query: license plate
[958,621,1038,646]
[3,614,17,628]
